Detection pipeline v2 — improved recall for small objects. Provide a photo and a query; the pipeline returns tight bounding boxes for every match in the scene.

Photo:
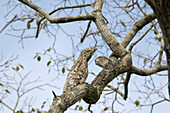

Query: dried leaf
[120,19,126,28]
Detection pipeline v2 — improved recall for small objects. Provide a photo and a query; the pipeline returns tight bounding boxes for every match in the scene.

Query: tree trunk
[145,0,170,95]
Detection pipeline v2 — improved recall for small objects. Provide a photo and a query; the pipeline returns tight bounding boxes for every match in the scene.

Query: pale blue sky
[0,0,169,113]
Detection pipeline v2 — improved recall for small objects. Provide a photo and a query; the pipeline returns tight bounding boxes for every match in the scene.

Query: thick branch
[48,53,132,113]
[18,0,95,24]
[93,0,127,58]
[48,83,98,113]
[131,64,168,76]
[121,12,156,48]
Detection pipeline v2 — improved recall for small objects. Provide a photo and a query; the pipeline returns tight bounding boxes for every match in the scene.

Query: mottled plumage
[63,48,96,93]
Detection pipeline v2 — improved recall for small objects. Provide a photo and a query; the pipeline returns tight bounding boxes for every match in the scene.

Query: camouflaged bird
[63,48,96,93]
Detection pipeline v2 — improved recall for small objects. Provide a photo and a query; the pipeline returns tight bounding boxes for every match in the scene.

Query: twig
[81,20,92,43]
[88,104,93,113]
[124,72,131,100]
[129,24,154,52]
[0,15,17,33]
[107,85,125,98]
[0,100,14,111]
[52,91,57,98]
[35,3,92,38]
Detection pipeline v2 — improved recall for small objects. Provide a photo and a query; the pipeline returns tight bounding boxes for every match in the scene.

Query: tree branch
[107,85,125,98]
[0,15,17,33]
[128,23,154,52]
[81,20,92,43]
[124,72,131,100]
[48,83,98,113]
[121,12,156,48]
[131,64,168,76]
[35,3,92,38]
[0,100,14,112]
[93,0,128,58]
[18,0,95,24]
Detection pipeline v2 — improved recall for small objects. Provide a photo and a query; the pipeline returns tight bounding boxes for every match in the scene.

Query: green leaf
[5,66,9,68]
[31,108,35,113]
[43,101,46,105]
[79,106,83,111]
[120,19,126,28]
[27,22,31,29]
[5,89,10,93]
[18,64,24,69]
[33,55,38,59]
[16,111,23,113]
[62,67,65,73]
[16,66,19,71]
[47,48,51,52]
[37,56,41,61]
[155,37,161,42]
[0,83,3,86]
[12,67,16,70]
[154,29,158,34]
[67,69,71,71]
[41,105,44,109]
[37,109,42,113]
[41,101,46,109]
[135,100,140,106]
[21,15,26,17]
[104,107,109,111]
[75,105,79,110]
[47,61,51,66]
[144,58,147,64]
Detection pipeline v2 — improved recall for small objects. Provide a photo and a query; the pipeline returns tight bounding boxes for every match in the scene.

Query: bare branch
[131,64,168,76]
[129,23,154,52]
[0,100,14,112]
[18,0,94,24]
[107,85,125,98]
[81,20,92,43]
[48,83,97,113]
[94,0,128,57]
[0,15,17,33]
[124,72,131,100]
[121,12,156,48]
[36,3,93,38]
